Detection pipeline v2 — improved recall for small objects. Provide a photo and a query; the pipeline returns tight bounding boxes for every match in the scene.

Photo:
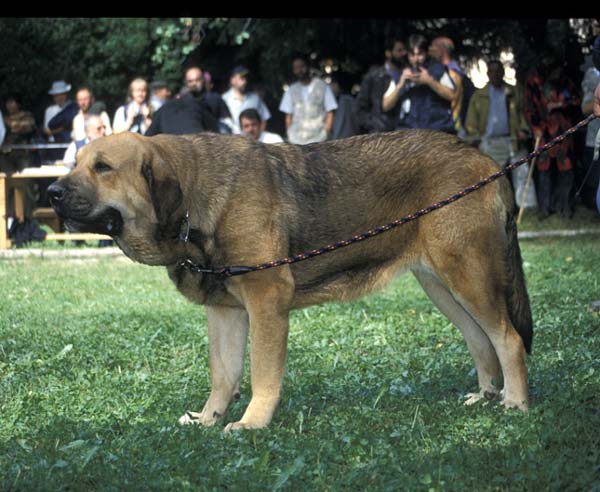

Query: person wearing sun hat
[46,94,79,145]
[43,80,73,142]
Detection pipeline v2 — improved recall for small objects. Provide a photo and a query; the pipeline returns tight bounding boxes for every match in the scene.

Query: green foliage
[0,18,201,116]
[0,18,591,123]
[1,237,599,490]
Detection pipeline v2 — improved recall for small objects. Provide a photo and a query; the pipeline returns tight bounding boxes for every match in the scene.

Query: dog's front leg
[179,305,248,426]
[224,268,294,431]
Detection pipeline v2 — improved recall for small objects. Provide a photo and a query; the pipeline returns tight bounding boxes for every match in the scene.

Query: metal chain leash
[180,114,598,278]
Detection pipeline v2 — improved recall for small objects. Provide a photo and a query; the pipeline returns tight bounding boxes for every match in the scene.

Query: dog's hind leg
[413,268,502,404]
[179,305,248,426]
[423,246,529,411]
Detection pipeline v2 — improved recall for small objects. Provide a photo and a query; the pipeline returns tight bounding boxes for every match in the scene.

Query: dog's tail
[504,207,533,354]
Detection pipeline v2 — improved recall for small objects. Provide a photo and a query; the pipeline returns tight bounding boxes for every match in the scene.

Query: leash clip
[179,209,191,243]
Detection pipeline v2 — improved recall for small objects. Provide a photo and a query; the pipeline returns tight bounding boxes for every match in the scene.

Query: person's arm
[382,68,411,112]
[113,105,137,134]
[0,111,5,145]
[324,111,335,134]
[259,99,271,133]
[101,112,113,135]
[415,67,456,102]
[448,69,463,110]
[464,92,479,139]
[62,142,77,168]
[279,90,293,129]
[594,82,600,117]
[322,84,338,136]
[144,107,161,136]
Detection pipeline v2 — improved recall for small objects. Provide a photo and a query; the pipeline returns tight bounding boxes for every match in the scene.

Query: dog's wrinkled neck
[177,209,212,269]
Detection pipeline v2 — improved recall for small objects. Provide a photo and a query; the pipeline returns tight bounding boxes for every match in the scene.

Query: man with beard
[278,53,338,144]
[355,36,407,134]
[145,66,220,136]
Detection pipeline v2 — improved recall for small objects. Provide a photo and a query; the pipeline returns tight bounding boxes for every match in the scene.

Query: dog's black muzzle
[48,180,124,237]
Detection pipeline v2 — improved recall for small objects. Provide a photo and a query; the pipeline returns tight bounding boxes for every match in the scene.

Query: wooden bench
[0,165,111,248]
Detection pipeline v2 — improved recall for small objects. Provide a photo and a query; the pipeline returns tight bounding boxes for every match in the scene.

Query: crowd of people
[2,27,600,238]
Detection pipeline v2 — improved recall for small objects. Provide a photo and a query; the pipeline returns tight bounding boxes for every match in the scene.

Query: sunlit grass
[1,237,599,491]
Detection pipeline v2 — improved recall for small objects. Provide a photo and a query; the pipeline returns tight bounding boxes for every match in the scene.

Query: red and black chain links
[180,114,598,278]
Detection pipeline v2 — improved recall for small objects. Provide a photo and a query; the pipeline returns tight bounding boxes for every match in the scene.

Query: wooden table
[0,165,111,248]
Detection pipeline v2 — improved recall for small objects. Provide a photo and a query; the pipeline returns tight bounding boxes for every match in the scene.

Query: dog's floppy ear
[141,159,183,229]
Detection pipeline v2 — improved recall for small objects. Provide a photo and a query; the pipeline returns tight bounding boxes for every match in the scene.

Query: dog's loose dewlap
[48,130,532,431]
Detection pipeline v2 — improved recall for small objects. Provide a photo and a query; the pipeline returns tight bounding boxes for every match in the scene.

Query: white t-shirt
[72,111,113,141]
[222,89,271,134]
[63,138,90,168]
[258,131,284,144]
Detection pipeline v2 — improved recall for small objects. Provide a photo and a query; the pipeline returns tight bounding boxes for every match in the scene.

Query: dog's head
[48,133,185,265]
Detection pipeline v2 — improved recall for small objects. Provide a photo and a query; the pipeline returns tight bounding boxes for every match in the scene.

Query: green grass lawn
[1,237,599,491]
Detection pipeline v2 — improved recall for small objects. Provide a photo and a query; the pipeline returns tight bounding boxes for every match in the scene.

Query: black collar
[176,209,253,277]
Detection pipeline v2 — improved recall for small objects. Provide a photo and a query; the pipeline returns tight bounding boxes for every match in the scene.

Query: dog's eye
[94,161,112,173]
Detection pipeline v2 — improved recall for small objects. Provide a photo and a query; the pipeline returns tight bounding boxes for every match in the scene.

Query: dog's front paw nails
[463,389,500,406]
[223,420,263,433]
[463,392,482,405]
[178,410,221,426]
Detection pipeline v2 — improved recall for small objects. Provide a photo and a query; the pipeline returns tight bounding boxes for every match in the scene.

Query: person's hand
[140,104,150,118]
[594,82,600,117]
[547,101,562,112]
[400,67,413,83]
[412,67,433,86]
[126,103,139,122]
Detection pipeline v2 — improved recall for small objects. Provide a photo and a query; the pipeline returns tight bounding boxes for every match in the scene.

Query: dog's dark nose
[47,181,66,205]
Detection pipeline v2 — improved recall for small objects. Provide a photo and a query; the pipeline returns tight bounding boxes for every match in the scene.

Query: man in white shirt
[239,108,283,144]
[71,87,112,141]
[63,114,107,168]
[279,54,338,144]
[222,66,271,135]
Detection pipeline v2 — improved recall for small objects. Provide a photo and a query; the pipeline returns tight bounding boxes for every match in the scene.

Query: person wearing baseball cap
[222,65,271,134]
[149,80,172,111]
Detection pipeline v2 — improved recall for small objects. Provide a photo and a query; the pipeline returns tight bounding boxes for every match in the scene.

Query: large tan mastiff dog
[48,131,533,431]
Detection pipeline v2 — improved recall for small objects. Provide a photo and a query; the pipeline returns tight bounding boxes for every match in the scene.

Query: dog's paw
[500,398,529,412]
[223,420,264,433]
[463,392,484,406]
[178,410,222,426]
[463,389,500,406]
